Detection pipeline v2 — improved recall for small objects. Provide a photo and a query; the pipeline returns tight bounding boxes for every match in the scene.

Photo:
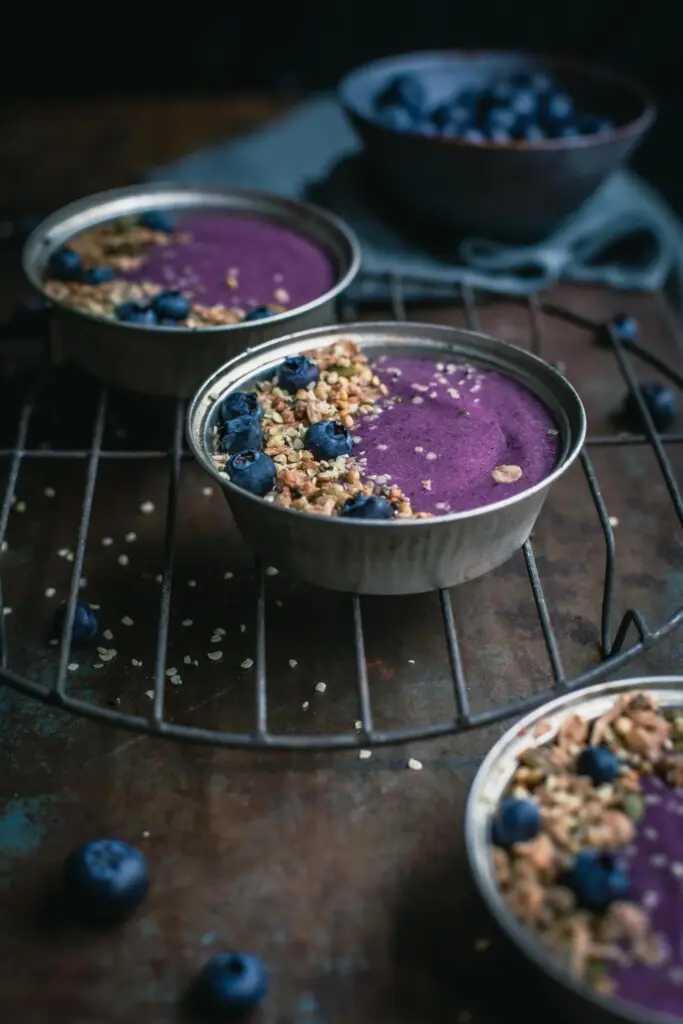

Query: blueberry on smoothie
[219,391,262,422]
[226,450,276,497]
[339,495,395,520]
[81,266,115,285]
[244,306,273,323]
[304,420,353,460]
[566,849,630,911]
[115,301,157,325]
[577,745,621,785]
[48,247,82,281]
[151,290,190,321]
[277,355,319,393]
[493,797,541,848]
[62,838,149,925]
[139,210,174,233]
[218,415,263,456]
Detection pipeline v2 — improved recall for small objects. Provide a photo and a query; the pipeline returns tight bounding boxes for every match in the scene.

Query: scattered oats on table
[241,657,254,669]
[139,500,155,514]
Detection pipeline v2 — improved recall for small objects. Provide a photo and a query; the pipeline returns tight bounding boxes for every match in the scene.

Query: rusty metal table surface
[1,97,683,1024]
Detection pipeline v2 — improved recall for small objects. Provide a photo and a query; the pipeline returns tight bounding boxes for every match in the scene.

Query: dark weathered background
[3,0,681,205]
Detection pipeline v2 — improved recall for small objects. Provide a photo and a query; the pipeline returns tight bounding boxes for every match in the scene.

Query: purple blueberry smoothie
[43,209,336,328]
[121,212,335,312]
[612,774,683,1017]
[356,355,559,514]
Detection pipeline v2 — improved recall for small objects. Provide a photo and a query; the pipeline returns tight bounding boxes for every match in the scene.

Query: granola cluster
[211,340,432,518]
[495,692,678,995]
[43,218,286,327]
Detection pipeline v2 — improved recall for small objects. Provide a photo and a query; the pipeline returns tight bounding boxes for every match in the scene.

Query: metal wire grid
[0,277,683,750]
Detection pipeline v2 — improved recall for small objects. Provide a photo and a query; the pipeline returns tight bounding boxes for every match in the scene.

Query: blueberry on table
[151,290,190,321]
[81,266,115,285]
[277,354,319,393]
[54,600,99,644]
[139,210,174,233]
[244,306,273,323]
[339,495,395,520]
[577,745,621,785]
[226,449,276,497]
[62,838,149,925]
[115,301,157,325]
[375,74,426,119]
[47,247,82,282]
[196,953,268,1016]
[304,420,353,460]
[621,382,678,432]
[219,391,262,423]
[609,313,639,343]
[566,849,630,911]
[492,797,541,848]
[218,415,263,455]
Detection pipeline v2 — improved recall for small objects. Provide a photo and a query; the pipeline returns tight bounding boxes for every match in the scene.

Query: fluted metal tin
[187,321,586,595]
[466,676,683,1024]
[22,184,361,398]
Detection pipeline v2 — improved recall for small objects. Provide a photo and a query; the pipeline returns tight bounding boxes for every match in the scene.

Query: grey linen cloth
[149,96,683,304]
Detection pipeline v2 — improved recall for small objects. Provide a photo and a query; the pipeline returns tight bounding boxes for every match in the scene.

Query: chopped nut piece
[492,464,523,484]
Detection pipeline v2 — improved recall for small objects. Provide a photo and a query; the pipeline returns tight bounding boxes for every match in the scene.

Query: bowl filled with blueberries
[338,51,656,242]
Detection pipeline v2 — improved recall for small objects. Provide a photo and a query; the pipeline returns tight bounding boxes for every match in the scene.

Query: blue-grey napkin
[149,96,683,302]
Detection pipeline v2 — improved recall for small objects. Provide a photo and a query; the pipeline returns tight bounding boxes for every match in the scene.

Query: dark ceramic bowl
[338,51,656,242]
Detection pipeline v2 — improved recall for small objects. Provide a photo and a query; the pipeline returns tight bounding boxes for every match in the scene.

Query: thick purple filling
[611,775,683,1017]
[355,355,559,514]
[123,212,336,310]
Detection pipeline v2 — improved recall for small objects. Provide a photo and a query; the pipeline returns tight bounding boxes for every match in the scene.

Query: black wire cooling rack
[0,275,682,750]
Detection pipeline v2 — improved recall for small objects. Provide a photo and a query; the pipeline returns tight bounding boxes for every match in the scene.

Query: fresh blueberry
[513,121,546,142]
[218,415,263,455]
[375,74,426,118]
[577,114,613,136]
[488,127,511,145]
[226,449,276,497]
[139,210,174,233]
[81,266,116,285]
[47,247,82,281]
[485,106,517,131]
[492,797,541,848]
[339,495,395,520]
[566,849,630,911]
[577,745,621,784]
[196,953,268,1016]
[62,838,149,925]
[54,601,99,644]
[115,301,157,325]
[621,382,678,432]
[244,306,274,323]
[304,420,353,460]
[510,88,539,118]
[277,355,319,393]
[490,81,515,104]
[610,313,639,343]
[462,128,486,144]
[545,93,575,122]
[378,106,418,132]
[151,290,190,321]
[219,391,262,422]
[558,123,581,139]
[510,71,554,93]
[429,103,456,131]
